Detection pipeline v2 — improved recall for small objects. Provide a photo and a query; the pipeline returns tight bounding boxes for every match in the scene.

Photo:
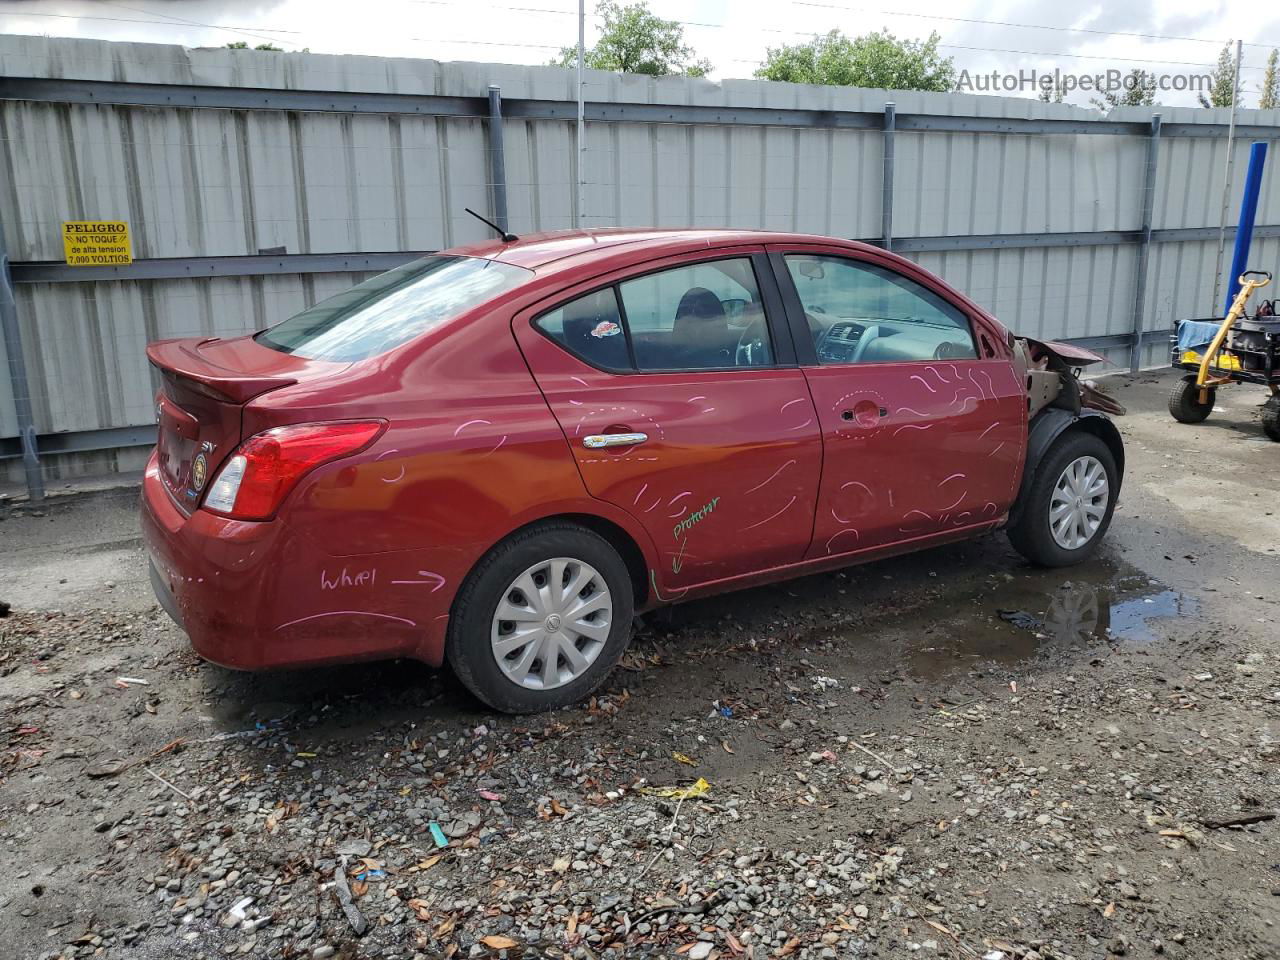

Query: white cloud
[2,0,1278,106]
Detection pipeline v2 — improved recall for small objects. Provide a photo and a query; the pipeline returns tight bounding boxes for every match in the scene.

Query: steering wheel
[735,312,770,366]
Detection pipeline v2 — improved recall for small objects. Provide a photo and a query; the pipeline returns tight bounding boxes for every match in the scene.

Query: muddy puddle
[885,557,1200,678]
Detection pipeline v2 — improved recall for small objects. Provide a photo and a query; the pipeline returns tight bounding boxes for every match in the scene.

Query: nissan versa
[141,228,1125,713]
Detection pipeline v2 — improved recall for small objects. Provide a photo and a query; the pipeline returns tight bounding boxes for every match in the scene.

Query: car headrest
[673,287,728,344]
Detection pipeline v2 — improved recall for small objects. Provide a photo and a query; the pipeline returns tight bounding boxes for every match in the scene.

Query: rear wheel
[446,523,635,713]
[1262,395,1280,441]
[1168,375,1214,424]
[1008,431,1118,567]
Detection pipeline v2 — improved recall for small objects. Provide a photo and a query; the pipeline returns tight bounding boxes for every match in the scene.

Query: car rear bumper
[140,453,451,670]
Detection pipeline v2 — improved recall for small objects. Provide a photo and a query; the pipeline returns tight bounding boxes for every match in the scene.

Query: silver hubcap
[490,557,612,691]
[1049,455,1109,550]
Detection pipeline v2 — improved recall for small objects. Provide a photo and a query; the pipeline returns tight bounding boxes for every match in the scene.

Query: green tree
[552,1,711,77]
[1199,43,1238,107]
[754,29,955,92]
[225,41,283,51]
[1260,49,1279,109]
[1089,69,1155,109]
[1038,78,1066,103]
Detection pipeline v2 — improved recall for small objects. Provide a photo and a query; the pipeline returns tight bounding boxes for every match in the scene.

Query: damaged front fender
[1015,336,1126,418]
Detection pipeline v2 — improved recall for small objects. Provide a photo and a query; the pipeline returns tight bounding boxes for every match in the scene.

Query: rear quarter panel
[246,297,662,665]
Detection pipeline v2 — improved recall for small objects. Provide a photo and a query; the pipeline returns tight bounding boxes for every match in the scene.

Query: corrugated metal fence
[3,35,1280,492]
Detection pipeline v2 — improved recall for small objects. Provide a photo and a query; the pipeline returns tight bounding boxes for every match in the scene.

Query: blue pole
[1224,141,1268,313]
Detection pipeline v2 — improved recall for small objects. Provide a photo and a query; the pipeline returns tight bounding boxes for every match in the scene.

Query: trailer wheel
[1262,395,1280,441]
[1168,375,1214,424]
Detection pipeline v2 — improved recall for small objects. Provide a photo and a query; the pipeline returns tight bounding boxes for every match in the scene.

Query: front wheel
[446,523,635,713]
[1168,375,1214,424]
[1007,431,1118,567]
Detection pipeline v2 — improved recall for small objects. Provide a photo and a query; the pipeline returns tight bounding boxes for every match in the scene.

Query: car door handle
[583,432,648,449]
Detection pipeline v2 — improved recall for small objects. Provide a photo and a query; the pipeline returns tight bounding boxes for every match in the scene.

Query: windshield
[257,255,533,361]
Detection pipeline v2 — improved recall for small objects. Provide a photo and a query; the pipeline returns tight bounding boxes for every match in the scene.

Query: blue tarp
[1176,319,1222,353]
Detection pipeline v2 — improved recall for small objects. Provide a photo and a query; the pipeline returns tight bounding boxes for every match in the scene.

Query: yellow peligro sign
[62,221,131,266]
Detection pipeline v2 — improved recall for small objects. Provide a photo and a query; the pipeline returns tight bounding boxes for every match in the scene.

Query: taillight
[203,420,386,520]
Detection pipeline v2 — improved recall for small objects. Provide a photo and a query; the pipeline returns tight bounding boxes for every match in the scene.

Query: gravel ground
[1,370,1278,960]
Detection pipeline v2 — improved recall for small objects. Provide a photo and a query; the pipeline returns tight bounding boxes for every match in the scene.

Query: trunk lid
[146,336,336,513]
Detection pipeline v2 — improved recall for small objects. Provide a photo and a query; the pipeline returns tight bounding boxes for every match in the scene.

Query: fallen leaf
[480,935,518,949]
[410,855,442,872]
[721,740,734,755]
[408,898,431,921]
[778,936,801,956]
[1103,901,1116,918]
[567,912,578,936]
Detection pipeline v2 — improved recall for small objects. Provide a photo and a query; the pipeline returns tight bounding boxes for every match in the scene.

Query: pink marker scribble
[831,506,855,524]
[892,423,933,437]
[743,495,797,531]
[482,436,507,457]
[668,491,692,504]
[454,419,490,437]
[375,449,405,484]
[925,366,952,383]
[939,473,965,485]
[988,442,1007,458]
[939,490,966,511]
[688,395,707,403]
[903,509,932,522]
[390,570,447,592]
[786,418,814,431]
[825,528,860,553]
[745,460,795,494]
[780,398,806,413]
[978,422,1000,439]
[275,610,417,632]
[633,482,649,505]
[570,376,589,387]
[668,506,689,519]
[909,375,937,393]
[840,480,873,497]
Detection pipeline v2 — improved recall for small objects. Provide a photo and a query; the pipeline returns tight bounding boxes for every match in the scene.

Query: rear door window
[533,257,775,372]
[257,255,531,361]
[534,288,631,371]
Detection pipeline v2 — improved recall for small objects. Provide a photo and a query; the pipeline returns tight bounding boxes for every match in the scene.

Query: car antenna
[464,207,518,243]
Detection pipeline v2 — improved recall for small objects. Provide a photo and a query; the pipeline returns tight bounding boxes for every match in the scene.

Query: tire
[1168,375,1214,424]
[446,522,635,713]
[1007,430,1119,568]
[1262,395,1280,442]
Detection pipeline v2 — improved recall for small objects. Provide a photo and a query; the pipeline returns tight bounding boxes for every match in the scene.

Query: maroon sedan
[141,229,1123,712]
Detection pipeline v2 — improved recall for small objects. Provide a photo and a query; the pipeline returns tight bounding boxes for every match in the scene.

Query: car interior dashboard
[810,315,977,364]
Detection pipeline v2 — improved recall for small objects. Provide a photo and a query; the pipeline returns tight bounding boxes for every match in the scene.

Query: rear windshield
[257,255,532,361]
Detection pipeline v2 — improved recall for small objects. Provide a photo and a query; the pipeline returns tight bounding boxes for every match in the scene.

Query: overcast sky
[2,0,1279,108]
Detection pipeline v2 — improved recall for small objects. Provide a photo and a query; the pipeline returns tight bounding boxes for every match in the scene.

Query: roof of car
[448,228,867,271]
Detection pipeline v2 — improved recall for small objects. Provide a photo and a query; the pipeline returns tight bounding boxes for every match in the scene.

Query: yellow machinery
[1169,270,1280,440]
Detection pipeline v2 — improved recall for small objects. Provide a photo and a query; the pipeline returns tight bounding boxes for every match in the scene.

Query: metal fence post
[487,85,509,233]
[0,222,44,500]
[881,102,896,252]
[1129,113,1162,376]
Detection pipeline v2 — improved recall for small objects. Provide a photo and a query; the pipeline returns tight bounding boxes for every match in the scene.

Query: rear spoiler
[146,338,297,404]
